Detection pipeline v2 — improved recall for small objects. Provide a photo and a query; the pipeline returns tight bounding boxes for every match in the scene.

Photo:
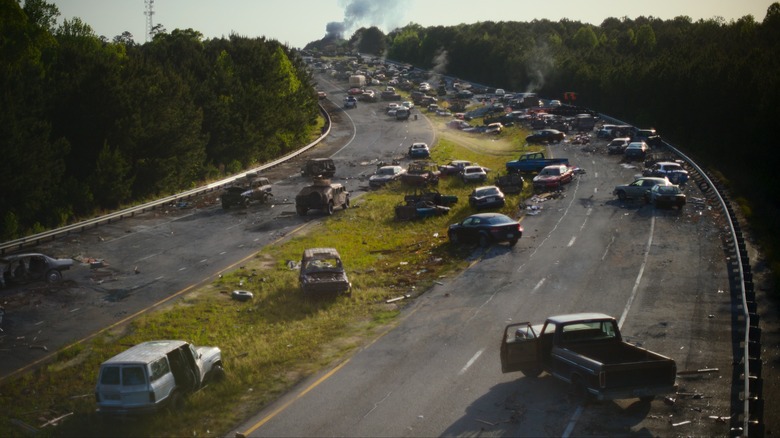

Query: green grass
[0,125,534,437]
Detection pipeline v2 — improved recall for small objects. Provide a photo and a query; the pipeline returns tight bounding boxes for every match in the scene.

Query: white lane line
[619,215,655,329]
[567,236,576,247]
[531,278,546,295]
[459,349,484,376]
[179,267,187,271]
[199,259,208,263]
[601,235,616,261]
[137,253,158,262]
[562,405,584,438]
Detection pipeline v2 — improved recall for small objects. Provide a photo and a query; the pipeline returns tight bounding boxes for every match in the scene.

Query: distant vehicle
[317,91,327,99]
[396,108,411,120]
[1,253,73,285]
[348,74,366,88]
[607,137,631,155]
[461,165,488,183]
[369,165,407,188]
[642,161,689,184]
[301,157,335,178]
[506,152,570,174]
[649,184,686,209]
[526,129,565,144]
[401,161,441,186]
[469,185,506,210]
[401,101,415,109]
[221,174,273,209]
[448,212,522,247]
[532,164,574,191]
[408,142,430,159]
[632,128,662,146]
[485,122,503,134]
[447,120,471,130]
[344,96,358,109]
[439,160,472,176]
[624,141,649,160]
[548,99,562,107]
[613,176,671,202]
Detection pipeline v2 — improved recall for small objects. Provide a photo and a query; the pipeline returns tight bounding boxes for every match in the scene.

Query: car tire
[343,198,350,209]
[479,234,490,248]
[46,270,62,283]
[296,206,307,216]
[209,364,226,382]
[617,191,627,201]
[509,238,519,247]
[327,201,334,215]
[449,231,459,244]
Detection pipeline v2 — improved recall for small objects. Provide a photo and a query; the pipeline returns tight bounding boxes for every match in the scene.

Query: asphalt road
[230,140,735,436]
[0,77,738,436]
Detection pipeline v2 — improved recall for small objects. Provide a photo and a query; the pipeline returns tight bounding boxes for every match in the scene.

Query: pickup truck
[299,248,351,296]
[505,152,569,174]
[500,313,677,402]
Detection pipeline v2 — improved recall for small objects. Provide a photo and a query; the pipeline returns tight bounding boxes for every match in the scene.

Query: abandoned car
[295,178,350,216]
[1,253,73,285]
[299,248,351,296]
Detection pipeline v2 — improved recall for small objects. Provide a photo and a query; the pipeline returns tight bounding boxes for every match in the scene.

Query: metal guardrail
[599,114,760,436]
[0,106,332,255]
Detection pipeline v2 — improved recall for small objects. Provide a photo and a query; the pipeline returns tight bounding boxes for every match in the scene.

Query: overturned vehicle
[299,248,352,296]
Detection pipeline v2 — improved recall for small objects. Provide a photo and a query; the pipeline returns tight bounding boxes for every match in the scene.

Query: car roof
[467,212,511,220]
[637,177,670,183]
[101,340,189,365]
[547,313,614,324]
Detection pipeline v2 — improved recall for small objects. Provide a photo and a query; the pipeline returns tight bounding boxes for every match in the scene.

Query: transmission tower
[144,0,155,42]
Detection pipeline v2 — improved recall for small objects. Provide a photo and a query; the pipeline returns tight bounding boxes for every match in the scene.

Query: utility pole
[144,0,155,42]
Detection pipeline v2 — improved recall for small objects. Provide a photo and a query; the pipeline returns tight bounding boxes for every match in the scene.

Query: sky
[50,0,773,48]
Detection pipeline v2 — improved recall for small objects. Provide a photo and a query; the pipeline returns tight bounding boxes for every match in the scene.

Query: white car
[402,101,414,109]
[461,165,488,183]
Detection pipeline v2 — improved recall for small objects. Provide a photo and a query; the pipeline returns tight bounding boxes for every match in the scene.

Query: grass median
[0,123,539,437]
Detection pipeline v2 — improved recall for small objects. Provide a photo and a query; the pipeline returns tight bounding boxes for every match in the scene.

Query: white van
[95,340,223,414]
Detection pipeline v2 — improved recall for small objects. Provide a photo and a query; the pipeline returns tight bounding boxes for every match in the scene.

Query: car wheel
[209,364,226,382]
[327,201,334,215]
[479,234,490,248]
[343,197,350,209]
[46,270,62,283]
[509,238,519,247]
[616,190,627,201]
[449,231,459,244]
[296,206,307,216]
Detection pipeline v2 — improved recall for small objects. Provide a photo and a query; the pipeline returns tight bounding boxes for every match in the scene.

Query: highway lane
[232,141,735,437]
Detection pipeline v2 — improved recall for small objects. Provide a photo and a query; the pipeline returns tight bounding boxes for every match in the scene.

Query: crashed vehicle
[295,178,350,216]
[299,248,351,296]
[395,201,451,221]
[400,161,440,186]
[494,173,525,194]
[403,188,458,207]
[221,174,273,209]
[301,158,336,178]
[1,253,73,285]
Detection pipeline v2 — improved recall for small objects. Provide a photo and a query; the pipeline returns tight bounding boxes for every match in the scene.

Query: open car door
[500,322,540,374]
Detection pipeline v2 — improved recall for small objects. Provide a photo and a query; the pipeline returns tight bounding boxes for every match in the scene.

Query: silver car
[613,177,671,202]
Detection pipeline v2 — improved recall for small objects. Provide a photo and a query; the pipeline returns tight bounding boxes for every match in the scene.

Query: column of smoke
[325,0,409,45]
[525,41,553,93]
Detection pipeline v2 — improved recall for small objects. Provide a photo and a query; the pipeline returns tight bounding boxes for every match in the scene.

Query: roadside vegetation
[0,126,539,436]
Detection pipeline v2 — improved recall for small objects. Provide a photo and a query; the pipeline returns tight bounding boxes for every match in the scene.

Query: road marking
[531,278,546,294]
[619,215,655,329]
[178,267,187,271]
[601,235,616,260]
[200,259,208,263]
[562,405,584,438]
[137,253,158,262]
[567,236,576,247]
[459,349,484,375]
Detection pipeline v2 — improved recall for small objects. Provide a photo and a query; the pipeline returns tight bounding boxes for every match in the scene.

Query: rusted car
[221,174,273,209]
[400,161,440,186]
[299,248,351,296]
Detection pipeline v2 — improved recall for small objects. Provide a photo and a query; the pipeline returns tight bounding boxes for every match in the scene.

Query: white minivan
[95,340,223,414]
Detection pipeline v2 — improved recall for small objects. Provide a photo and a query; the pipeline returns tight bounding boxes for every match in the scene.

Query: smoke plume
[325,0,410,40]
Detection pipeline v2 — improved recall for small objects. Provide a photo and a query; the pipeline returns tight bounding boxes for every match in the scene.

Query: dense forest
[0,0,319,240]
[3,0,779,285]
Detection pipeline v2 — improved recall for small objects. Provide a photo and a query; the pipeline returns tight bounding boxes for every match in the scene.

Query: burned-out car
[301,158,336,178]
[400,161,441,186]
[295,178,350,216]
[221,173,273,209]
[1,253,74,285]
[299,248,351,296]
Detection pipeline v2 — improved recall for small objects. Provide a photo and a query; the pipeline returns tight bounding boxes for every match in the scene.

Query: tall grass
[0,127,533,437]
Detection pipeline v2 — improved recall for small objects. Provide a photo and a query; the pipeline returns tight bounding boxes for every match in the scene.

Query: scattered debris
[40,412,73,428]
[663,396,676,406]
[386,294,411,304]
[677,368,719,375]
[671,420,691,427]
[231,290,253,302]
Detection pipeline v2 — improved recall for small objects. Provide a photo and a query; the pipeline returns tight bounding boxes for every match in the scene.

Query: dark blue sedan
[448,212,522,247]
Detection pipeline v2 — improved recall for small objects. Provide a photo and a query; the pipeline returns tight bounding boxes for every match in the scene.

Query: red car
[532,164,574,191]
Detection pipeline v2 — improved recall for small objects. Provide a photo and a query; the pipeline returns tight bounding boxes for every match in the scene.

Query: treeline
[0,0,319,240]
[318,4,780,281]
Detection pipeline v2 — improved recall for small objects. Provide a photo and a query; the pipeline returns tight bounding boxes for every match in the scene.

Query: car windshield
[656,185,680,194]
[485,215,514,225]
[476,188,499,196]
[377,167,397,175]
[540,167,561,176]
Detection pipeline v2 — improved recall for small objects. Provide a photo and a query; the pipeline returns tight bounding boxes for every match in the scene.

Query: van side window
[100,366,120,385]
[149,357,170,382]
[122,366,146,386]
